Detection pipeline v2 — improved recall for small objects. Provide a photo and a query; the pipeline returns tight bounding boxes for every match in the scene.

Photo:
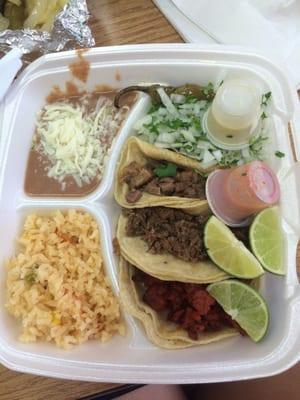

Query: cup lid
[202,79,262,151]
[214,79,261,129]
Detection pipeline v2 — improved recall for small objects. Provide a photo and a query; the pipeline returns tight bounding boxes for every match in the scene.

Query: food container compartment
[0,74,145,203]
[0,202,135,355]
[0,44,299,383]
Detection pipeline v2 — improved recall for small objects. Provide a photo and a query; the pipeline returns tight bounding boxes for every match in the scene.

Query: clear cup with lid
[202,79,262,150]
[206,160,280,226]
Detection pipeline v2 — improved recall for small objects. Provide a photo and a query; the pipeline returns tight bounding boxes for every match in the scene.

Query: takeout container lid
[0,44,299,384]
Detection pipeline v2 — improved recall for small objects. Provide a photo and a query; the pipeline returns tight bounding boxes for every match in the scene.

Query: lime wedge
[207,280,269,342]
[249,207,285,275]
[204,216,264,279]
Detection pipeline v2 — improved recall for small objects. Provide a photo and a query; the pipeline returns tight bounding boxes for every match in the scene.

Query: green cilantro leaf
[275,150,285,158]
[261,92,272,106]
[154,163,177,177]
[185,94,198,104]
[203,82,215,98]
[261,111,267,120]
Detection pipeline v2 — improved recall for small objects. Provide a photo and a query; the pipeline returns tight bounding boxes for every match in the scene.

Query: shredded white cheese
[34,95,126,187]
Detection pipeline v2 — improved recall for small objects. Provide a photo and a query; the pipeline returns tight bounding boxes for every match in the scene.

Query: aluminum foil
[0,0,95,57]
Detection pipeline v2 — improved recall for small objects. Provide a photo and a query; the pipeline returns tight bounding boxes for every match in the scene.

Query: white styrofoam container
[0,44,299,384]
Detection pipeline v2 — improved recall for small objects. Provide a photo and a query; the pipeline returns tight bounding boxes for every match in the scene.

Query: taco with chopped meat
[119,258,239,349]
[116,205,229,283]
[114,137,209,213]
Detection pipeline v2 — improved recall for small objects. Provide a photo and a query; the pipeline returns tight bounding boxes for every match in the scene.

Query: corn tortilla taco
[114,136,209,213]
[116,206,229,283]
[119,258,239,349]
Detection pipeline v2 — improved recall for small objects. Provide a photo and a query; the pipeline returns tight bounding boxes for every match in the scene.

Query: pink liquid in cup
[206,161,280,226]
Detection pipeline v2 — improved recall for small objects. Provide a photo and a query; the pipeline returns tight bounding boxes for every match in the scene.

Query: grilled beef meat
[121,161,206,203]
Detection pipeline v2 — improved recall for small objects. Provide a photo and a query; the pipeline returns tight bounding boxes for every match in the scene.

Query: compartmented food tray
[0,44,299,383]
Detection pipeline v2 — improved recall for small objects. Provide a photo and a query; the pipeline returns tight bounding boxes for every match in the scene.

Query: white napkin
[153,0,300,87]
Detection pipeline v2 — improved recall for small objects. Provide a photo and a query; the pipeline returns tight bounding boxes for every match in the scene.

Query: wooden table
[0,1,299,399]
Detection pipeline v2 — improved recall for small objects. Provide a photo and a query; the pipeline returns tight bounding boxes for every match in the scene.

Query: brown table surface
[0,1,299,399]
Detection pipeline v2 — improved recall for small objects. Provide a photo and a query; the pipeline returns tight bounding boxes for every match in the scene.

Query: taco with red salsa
[119,258,241,349]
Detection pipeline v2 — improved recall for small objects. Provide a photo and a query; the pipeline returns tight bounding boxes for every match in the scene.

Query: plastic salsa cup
[202,79,262,150]
[206,160,280,226]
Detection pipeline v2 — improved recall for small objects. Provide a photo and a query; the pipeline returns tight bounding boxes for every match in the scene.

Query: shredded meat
[124,207,210,262]
[121,161,206,203]
[133,269,244,340]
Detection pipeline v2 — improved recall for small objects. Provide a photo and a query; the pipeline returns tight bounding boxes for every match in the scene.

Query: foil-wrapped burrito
[0,0,95,55]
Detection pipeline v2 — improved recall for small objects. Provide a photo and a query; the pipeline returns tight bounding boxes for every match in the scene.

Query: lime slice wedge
[207,280,269,342]
[204,216,264,279]
[250,207,285,275]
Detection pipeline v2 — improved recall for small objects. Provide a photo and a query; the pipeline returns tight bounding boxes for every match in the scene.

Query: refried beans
[25,90,135,197]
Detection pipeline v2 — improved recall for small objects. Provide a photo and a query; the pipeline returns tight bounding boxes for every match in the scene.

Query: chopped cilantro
[185,94,198,104]
[203,82,214,97]
[248,135,268,160]
[154,163,177,177]
[134,82,269,168]
[261,92,272,106]
[144,122,159,134]
[275,150,285,158]
[219,150,241,167]
[192,116,202,131]
[166,119,189,130]
[261,111,267,120]
[148,104,160,114]
[249,135,267,147]
[182,142,195,152]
